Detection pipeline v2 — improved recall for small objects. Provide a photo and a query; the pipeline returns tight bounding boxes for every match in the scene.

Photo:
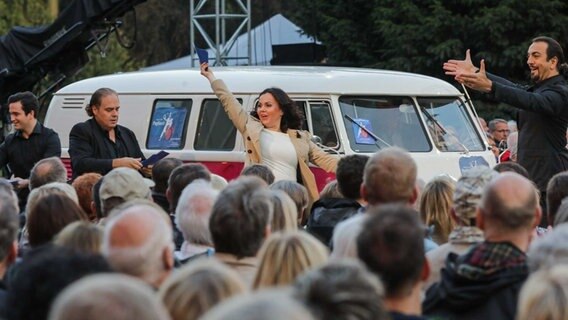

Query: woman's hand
[200,63,216,82]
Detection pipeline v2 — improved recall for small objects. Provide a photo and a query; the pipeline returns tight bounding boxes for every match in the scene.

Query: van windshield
[339,96,431,152]
[339,96,484,153]
[416,97,485,152]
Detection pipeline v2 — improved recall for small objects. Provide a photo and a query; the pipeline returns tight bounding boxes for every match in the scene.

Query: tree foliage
[287,0,568,119]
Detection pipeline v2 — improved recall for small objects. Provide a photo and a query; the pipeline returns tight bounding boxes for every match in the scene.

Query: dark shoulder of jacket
[1,133,15,146]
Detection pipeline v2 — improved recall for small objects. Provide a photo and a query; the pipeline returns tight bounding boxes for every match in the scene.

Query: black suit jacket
[488,74,568,191]
[69,118,144,179]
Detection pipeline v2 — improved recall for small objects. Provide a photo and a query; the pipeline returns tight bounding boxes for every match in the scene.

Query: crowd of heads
[0,142,566,320]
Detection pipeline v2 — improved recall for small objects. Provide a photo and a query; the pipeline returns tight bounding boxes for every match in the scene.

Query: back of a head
[480,172,539,233]
[29,157,67,190]
[269,190,298,232]
[27,182,79,216]
[241,164,275,185]
[27,193,88,248]
[253,231,328,289]
[527,224,568,272]
[452,166,498,226]
[158,259,246,320]
[54,221,103,254]
[547,172,568,225]
[270,180,309,225]
[293,260,387,320]
[357,204,425,298]
[336,154,369,200]
[209,176,272,258]
[100,168,154,216]
[493,161,529,178]
[363,147,417,205]
[72,172,102,221]
[152,158,183,193]
[318,180,343,199]
[49,273,170,320]
[419,177,455,244]
[0,192,20,261]
[175,179,218,246]
[517,265,568,320]
[201,289,314,320]
[7,247,111,320]
[168,163,212,212]
[103,204,173,286]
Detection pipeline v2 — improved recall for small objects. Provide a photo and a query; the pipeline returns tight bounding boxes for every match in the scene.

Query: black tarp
[0,0,146,105]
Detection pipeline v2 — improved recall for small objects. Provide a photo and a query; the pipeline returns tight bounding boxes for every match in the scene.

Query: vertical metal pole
[221,0,226,52]
[190,0,195,68]
[215,0,221,65]
[247,0,251,65]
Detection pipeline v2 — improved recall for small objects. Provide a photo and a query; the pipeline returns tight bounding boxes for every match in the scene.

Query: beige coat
[212,79,338,201]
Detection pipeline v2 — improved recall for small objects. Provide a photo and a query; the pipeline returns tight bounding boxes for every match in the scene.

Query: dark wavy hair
[85,88,117,117]
[250,87,303,132]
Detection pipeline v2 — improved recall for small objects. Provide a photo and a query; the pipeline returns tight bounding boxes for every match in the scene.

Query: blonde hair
[419,177,456,244]
[54,221,103,254]
[269,190,298,232]
[319,180,343,199]
[158,259,246,320]
[517,265,568,320]
[253,231,328,289]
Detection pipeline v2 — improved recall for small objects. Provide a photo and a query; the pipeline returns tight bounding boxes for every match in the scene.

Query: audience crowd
[0,112,565,320]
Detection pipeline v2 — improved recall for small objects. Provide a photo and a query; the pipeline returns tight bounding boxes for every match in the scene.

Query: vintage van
[44,66,495,188]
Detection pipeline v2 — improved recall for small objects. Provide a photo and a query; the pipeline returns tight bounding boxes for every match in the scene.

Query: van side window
[147,99,192,149]
[294,101,309,130]
[309,102,338,148]
[194,99,238,151]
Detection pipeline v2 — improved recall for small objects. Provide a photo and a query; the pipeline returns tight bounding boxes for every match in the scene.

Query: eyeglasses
[494,129,510,133]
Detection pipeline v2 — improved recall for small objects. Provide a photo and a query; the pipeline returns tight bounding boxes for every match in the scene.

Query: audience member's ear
[360,184,368,202]
[532,206,543,229]
[420,258,430,282]
[476,208,485,231]
[409,185,419,206]
[166,188,172,205]
[162,246,174,271]
[6,241,17,265]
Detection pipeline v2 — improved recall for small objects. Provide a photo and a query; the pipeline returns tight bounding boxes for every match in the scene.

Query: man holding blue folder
[69,87,151,179]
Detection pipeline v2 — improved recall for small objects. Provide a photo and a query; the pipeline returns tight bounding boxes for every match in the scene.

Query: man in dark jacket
[423,172,541,320]
[444,36,568,226]
[69,87,145,179]
[307,154,368,246]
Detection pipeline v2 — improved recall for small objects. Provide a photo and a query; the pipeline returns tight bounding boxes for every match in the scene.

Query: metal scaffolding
[189,0,251,66]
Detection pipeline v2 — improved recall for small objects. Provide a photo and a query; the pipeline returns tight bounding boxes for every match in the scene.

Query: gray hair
[0,192,19,260]
[29,157,67,190]
[48,274,170,320]
[488,118,508,132]
[102,204,173,286]
[528,224,568,272]
[175,180,218,246]
[201,289,313,320]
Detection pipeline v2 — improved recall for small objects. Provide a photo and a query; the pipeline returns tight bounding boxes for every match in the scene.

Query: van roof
[56,66,461,96]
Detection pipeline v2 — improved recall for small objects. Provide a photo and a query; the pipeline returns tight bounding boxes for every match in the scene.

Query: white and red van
[44,66,495,189]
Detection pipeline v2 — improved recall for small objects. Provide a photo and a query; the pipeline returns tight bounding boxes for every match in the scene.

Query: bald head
[103,204,174,287]
[362,147,417,205]
[479,172,540,232]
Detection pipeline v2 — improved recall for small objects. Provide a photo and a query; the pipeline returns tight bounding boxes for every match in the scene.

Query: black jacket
[423,242,528,320]
[307,197,361,246]
[488,74,568,191]
[69,118,144,179]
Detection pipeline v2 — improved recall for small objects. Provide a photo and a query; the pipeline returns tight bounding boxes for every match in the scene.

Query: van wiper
[418,105,470,154]
[344,114,392,149]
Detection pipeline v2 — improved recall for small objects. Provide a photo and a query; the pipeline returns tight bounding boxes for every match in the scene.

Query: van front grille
[61,97,86,109]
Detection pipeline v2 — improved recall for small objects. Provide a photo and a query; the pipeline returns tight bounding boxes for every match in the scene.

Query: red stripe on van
[63,157,335,192]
